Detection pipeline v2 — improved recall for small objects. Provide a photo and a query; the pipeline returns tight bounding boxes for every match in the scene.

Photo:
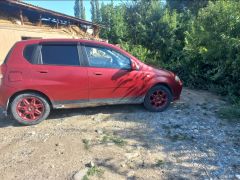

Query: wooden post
[38,14,42,27]
[56,19,59,29]
[93,25,100,37]
[19,10,24,25]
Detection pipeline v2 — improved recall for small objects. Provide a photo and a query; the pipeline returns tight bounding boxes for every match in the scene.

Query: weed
[101,135,108,143]
[82,139,90,150]
[168,133,193,141]
[101,135,126,147]
[218,105,240,121]
[82,175,89,180]
[156,159,165,167]
[87,166,104,177]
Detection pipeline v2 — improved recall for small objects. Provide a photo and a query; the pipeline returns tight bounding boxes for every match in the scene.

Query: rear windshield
[23,44,38,63]
[2,44,16,64]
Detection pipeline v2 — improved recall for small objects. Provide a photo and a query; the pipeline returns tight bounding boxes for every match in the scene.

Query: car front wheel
[10,93,50,125]
[144,85,172,112]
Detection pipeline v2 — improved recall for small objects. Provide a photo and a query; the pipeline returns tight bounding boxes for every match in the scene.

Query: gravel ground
[0,88,239,180]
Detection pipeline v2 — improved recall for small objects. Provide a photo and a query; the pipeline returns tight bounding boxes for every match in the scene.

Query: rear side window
[41,45,80,66]
[23,44,37,63]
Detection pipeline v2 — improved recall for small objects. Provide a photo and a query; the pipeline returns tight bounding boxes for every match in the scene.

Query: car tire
[10,93,50,125]
[144,85,172,112]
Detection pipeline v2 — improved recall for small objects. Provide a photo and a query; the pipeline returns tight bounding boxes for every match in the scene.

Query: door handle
[94,72,102,76]
[38,71,48,74]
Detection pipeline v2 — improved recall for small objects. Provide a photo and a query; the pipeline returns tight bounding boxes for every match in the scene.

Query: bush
[182,0,240,102]
[120,42,151,63]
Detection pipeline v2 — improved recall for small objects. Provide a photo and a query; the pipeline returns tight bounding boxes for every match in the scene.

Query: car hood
[140,63,175,77]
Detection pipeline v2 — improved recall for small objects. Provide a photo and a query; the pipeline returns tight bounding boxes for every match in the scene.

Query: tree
[95,0,101,23]
[166,0,210,14]
[74,0,86,19]
[90,0,96,22]
[100,2,127,44]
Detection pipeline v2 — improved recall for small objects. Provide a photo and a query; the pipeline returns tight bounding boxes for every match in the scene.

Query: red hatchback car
[0,39,182,125]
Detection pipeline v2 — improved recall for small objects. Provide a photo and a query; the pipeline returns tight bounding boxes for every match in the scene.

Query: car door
[82,43,147,103]
[29,42,89,108]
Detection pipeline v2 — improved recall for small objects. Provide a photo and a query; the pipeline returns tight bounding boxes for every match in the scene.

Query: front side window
[41,45,80,66]
[84,45,131,69]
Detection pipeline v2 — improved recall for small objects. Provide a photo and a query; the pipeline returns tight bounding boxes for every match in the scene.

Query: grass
[167,133,194,142]
[82,139,91,150]
[82,166,104,180]
[218,105,240,121]
[101,135,127,147]
[156,159,165,167]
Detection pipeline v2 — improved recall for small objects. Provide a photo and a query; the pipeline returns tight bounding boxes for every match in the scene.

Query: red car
[0,39,182,125]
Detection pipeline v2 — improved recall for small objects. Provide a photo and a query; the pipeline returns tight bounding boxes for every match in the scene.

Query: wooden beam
[19,10,24,25]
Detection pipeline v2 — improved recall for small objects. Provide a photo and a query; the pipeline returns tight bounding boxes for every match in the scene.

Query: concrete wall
[0,24,90,64]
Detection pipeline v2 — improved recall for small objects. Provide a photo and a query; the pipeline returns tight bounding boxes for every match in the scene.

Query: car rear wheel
[144,85,172,112]
[10,93,50,125]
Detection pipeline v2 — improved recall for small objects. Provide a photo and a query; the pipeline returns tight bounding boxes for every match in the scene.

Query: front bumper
[172,81,183,101]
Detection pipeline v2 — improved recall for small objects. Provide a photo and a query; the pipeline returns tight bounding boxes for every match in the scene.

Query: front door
[82,44,146,103]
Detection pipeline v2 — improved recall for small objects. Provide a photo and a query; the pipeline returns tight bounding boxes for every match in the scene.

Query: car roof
[19,38,110,46]
[15,38,140,62]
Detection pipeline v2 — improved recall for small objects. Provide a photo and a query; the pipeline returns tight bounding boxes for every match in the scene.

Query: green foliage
[87,166,104,177]
[183,0,240,100]
[83,166,104,180]
[166,0,210,14]
[82,139,90,150]
[218,105,240,121]
[119,42,150,63]
[90,0,96,22]
[101,134,126,147]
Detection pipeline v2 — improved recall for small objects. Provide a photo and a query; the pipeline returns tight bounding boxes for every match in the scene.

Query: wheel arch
[7,89,53,113]
[150,82,173,97]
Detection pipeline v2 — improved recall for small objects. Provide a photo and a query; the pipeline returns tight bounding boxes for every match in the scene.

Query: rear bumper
[0,84,15,111]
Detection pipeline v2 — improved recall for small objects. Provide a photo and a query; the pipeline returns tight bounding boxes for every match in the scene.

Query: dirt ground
[0,88,239,180]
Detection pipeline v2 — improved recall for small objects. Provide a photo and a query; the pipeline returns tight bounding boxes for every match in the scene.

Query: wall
[0,23,93,64]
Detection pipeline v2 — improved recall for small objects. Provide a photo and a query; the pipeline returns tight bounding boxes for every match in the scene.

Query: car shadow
[0,104,146,128]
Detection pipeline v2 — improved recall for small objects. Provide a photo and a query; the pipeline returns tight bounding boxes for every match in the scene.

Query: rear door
[27,42,89,107]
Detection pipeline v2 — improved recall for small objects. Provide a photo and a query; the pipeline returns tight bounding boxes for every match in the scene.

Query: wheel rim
[16,97,45,121]
[150,90,168,108]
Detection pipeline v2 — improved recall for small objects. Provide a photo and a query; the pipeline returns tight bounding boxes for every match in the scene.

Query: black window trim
[81,43,132,70]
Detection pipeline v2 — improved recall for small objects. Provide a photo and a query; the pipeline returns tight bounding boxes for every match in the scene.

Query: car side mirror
[131,61,139,71]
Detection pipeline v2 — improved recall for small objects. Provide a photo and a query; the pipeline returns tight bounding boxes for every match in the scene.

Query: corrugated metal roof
[2,0,103,28]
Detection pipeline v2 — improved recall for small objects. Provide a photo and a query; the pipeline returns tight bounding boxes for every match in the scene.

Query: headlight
[175,75,180,82]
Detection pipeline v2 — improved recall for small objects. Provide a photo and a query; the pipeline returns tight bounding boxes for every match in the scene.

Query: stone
[72,168,88,180]
[235,174,240,180]
[127,170,135,177]
[95,129,103,134]
[125,152,139,159]
[86,161,95,168]
[107,142,115,146]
